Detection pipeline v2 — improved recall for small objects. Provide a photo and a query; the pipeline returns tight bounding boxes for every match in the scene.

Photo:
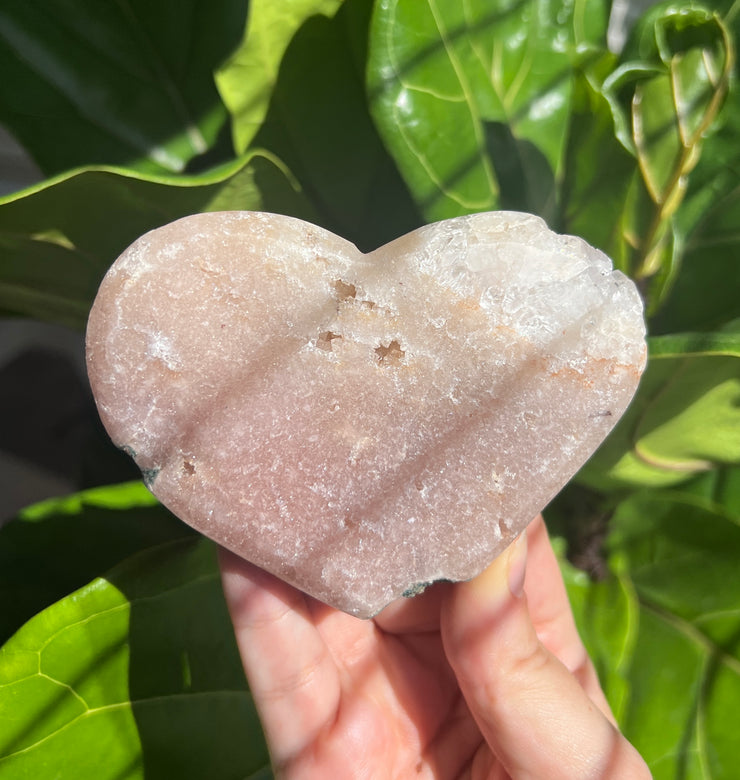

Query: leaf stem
[634,23,734,282]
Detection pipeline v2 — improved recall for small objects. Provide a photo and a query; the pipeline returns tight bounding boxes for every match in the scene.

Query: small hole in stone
[316,330,342,352]
[333,279,356,301]
[414,479,423,491]
[362,300,376,309]
[317,331,343,351]
[183,461,195,476]
[375,339,405,365]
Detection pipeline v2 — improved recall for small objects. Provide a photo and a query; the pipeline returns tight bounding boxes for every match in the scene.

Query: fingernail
[464,531,528,606]
[507,532,527,598]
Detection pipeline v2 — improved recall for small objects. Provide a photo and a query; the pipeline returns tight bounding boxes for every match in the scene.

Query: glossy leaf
[579,330,740,489]
[0,151,316,328]
[654,156,740,332]
[367,0,610,222]
[0,538,270,779]
[564,489,740,778]
[601,4,733,307]
[0,0,247,175]
[669,465,740,519]
[556,537,637,724]
[251,0,422,250]
[216,0,344,154]
[0,0,738,776]
[0,482,194,646]
[561,63,636,271]
[652,5,740,334]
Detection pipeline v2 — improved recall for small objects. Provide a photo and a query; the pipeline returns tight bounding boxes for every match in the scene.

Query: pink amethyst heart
[86,211,646,617]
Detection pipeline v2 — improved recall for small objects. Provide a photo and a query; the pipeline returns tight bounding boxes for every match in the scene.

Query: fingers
[374,580,450,635]
[441,528,651,779]
[218,548,341,765]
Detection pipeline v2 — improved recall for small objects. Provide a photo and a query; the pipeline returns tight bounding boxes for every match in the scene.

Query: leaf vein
[0,690,253,762]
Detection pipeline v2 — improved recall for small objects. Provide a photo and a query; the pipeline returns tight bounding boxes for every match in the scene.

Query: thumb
[441,532,650,779]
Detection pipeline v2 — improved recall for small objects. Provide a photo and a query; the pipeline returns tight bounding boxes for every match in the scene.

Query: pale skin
[219,516,652,779]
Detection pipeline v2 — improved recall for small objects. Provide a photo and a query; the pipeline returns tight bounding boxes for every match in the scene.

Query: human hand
[219,516,651,779]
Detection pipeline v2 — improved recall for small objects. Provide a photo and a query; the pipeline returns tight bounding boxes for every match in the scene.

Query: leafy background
[1,0,738,777]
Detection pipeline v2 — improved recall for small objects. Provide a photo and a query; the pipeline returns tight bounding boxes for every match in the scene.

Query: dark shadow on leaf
[543,483,612,581]
[0,0,251,177]
[483,121,556,224]
[412,118,558,223]
[0,506,270,776]
[559,73,635,255]
[0,345,141,508]
[0,488,192,645]
[184,116,238,175]
[651,189,740,333]
[253,0,423,251]
[372,8,592,225]
[117,539,271,779]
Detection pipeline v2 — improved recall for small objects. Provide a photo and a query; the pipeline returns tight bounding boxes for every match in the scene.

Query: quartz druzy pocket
[86,211,646,617]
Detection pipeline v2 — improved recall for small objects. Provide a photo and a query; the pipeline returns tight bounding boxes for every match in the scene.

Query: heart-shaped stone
[86,211,646,617]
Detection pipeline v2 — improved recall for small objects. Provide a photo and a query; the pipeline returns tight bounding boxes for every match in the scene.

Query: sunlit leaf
[564,489,740,778]
[557,538,638,724]
[665,465,740,519]
[367,0,610,222]
[0,151,316,328]
[0,538,270,779]
[652,32,740,334]
[601,4,733,307]
[579,330,740,488]
[0,0,247,175]
[216,0,344,154]
[0,0,739,776]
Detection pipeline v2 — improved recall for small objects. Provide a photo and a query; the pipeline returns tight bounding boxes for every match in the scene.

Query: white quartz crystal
[86,211,646,617]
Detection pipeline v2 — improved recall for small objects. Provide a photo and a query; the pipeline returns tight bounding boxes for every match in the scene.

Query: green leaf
[621,3,733,188]
[0,482,194,646]
[367,0,610,222]
[0,151,316,328]
[655,164,740,333]
[0,0,247,176]
[652,76,740,332]
[600,4,733,308]
[664,465,740,519]
[557,539,638,724]
[216,0,344,154]
[251,0,422,250]
[0,538,270,779]
[579,330,740,489]
[565,490,740,778]
[561,63,636,270]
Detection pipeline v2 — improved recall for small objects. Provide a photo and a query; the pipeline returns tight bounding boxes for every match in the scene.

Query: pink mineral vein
[86,211,647,617]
